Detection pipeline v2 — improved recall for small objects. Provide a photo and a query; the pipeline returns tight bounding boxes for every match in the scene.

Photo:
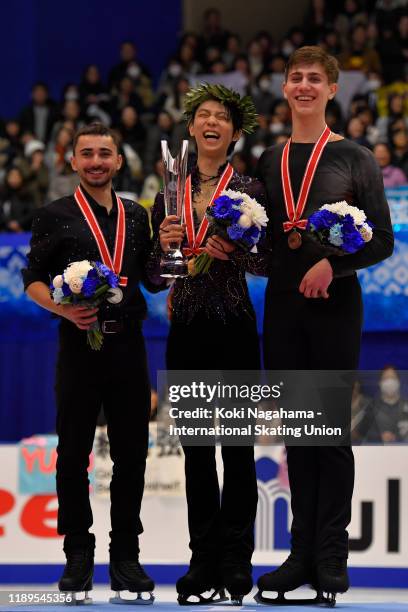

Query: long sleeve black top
[22,187,164,321]
[256,138,394,294]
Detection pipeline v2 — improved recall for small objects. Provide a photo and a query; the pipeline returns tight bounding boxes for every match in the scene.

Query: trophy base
[160,254,188,278]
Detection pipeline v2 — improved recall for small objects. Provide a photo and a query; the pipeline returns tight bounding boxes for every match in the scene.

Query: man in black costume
[256,46,394,603]
[22,123,164,604]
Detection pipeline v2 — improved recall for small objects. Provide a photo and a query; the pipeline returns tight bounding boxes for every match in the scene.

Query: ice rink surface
[0,586,407,611]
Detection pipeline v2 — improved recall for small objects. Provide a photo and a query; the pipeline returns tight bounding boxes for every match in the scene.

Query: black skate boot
[109,559,155,604]
[317,558,349,607]
[221,562,253,606]
[58,549,94,605]
[176,559,227,606]
[255,554,319,605]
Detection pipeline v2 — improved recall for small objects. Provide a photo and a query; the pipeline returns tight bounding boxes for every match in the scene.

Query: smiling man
[255,47,394,605]
[22,123,164,604]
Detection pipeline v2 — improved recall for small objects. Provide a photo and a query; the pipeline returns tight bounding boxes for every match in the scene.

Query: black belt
[100,319,141,334]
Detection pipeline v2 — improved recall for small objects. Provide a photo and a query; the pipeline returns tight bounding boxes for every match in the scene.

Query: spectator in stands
[247,39,266,80]
[50,100,84,143]
[250,72,276,116]
[325,98,345,134]
[79,64,110,111]
[269,99,291,137]
[1,120,23,168]
[156,58,186,101]
[200,7,230,51]
[350,379,371,442]
[19,82,58,144]
[339,24,382,74]
[356,106,380,146]
[376,92,408,141]
[303,0,334,45]
[320,29,342,56]
[14,140,49,208]
[255,30,275,62]
[110,76,144,123]
[46,160,79,203]
[390,127,408,176]
[281,27,306,58]
[139,157,164,208]
[0,167,35,231]
[231,151,251,175]
[373,142,408,186]
[144,111,181,176]
[345,116,372,148]
[334,0,368,48]
[117,106,146,159]
[358,366,408,443]
[108,41,150,92]
[45,126,74,177]
[163,78,191,123]
[374,0,406,33]
[177,42,202,75]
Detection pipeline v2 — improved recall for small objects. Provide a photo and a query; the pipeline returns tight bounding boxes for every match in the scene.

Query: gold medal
[288,230,302,250]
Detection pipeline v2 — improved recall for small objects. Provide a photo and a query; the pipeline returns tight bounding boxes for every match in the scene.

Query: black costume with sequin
[256,139,394,563]
[150,168,266,580]
[22,188,164,560]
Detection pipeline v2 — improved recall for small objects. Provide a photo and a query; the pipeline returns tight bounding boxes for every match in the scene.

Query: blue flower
[62,282,71,297]
[94,261,119,287]
[227,223,246,240]
[329,223,343,247]
[307,209,338,231]
[82,277,99,298]
[213,195,242,220]
[340,215,365,253]
[243,225,261,244]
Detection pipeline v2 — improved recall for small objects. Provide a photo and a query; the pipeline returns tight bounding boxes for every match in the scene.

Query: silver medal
[107,287,123,304]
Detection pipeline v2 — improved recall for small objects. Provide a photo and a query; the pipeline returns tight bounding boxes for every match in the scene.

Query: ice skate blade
[64,591,92,605]
[254,590,336,606]
[109,591,155,605]
[230,595,243,606]
[178,588,228,606]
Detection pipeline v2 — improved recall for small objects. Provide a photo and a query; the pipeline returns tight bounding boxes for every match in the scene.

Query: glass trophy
[160,139,189,278]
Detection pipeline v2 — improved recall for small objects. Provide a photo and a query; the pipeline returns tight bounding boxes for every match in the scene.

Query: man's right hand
[59,304,99,330]
[159,215,185,252]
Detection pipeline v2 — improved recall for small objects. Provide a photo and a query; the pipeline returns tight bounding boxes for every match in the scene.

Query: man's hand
[204,235,235,261]
[159,215,185,252]
[299,258,333,299]
[59,304,99,330]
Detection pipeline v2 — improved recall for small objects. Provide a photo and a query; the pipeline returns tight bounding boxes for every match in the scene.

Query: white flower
[69,278,83,294]
[220,188,269,229]
[321,201,366,226]
[52,274,64,288]
[238,214,252,228]
[52,288,64,304]
[64,260,92,283]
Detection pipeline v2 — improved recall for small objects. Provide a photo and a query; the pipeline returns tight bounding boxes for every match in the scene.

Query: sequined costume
[149,167,267,582]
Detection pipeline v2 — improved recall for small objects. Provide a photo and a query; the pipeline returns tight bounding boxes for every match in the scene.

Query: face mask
[270,121,284,134]
[282,42,294,57]
[65,89,79,101]
[168,64,182,77]
[380,378,400,396]
[127,64,141,79]
[366,79,381,91]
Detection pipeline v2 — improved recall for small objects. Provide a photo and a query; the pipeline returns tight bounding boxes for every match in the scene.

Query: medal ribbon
[183,163,234,257]
[281,125,331,233]
[74,186,128,287]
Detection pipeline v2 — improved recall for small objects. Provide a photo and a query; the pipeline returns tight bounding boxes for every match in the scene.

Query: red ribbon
[281,125,331,233]
[184,163,234,255]
[74,186,128,287]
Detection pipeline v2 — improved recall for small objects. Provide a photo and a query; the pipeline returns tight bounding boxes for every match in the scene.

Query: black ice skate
[316,558,349,607]
[176,562,228,606]
[222,564,253,606]
[109,560,155,605]
[58,549,94,605]
[255,554,323,606]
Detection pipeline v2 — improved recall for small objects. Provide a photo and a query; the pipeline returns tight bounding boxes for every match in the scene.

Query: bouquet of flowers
[306,201,373,255]
[50,260,121,350]
[191,189,268,275]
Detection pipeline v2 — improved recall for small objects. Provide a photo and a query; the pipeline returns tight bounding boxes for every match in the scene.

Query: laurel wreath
[184,82,258,134]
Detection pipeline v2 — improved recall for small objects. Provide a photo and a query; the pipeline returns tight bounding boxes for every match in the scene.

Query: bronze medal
[288,230,302,250]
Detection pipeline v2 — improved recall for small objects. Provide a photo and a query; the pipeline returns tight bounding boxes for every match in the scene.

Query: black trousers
[166,312,260,567]
[263,275,362,561]
[55,320,151,559]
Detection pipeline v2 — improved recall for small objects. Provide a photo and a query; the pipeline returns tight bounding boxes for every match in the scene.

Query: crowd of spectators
[1,0,408,233]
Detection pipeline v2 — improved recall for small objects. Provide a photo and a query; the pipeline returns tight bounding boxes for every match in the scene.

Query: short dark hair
[73,123,120,153]
[285,46,339,84]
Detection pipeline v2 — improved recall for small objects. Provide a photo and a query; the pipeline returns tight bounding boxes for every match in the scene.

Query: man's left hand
[299,258,333,299]
[204,235,235,261]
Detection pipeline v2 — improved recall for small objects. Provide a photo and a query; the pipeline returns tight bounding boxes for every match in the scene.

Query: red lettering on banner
[21,448,40,473]
[20,495,60,538]
[39,450,57,473]
[22,448,58,473]
[0,489,15,536]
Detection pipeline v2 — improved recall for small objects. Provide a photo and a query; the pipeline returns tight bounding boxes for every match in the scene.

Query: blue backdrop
[1,189,407,441]
[0,0,182,118]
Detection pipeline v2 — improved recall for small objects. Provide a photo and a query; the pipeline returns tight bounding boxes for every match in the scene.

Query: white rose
[359,223,373,242]
[238,214,252,228]
[52,275,64,288]
[248,204,268,229]
[69,278,83,294]
[64,260,92,283]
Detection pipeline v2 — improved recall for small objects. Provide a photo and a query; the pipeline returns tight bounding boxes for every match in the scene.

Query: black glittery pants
[263,275,363,561]
[55,320,150,559]
[166,312,260,569]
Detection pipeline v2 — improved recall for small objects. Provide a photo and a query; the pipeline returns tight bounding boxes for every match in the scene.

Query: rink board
[0,444,407,588]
